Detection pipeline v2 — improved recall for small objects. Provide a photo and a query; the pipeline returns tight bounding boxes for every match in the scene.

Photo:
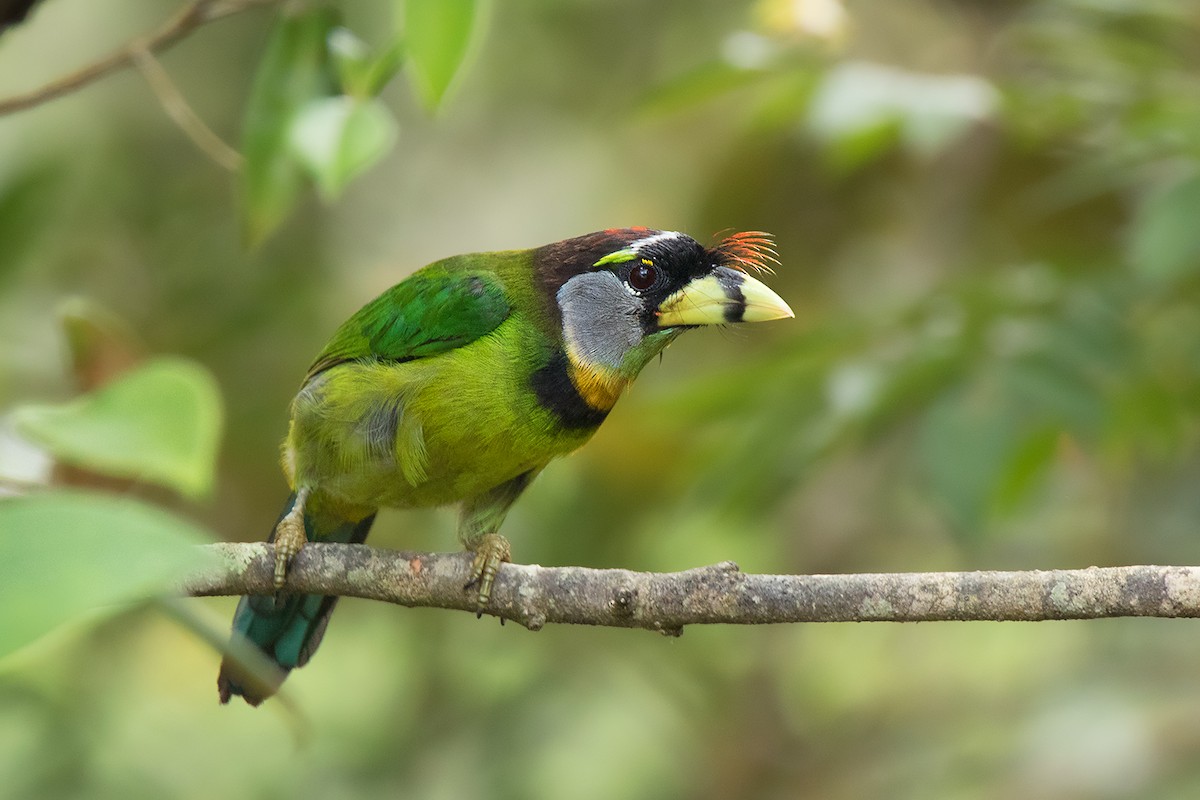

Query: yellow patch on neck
[565,348,628,412]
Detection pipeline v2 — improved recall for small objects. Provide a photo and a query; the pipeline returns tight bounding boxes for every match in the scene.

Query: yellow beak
[656,266,794,327]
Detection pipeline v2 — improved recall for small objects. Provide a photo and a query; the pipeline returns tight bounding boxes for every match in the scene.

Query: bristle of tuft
[710,231,780,274]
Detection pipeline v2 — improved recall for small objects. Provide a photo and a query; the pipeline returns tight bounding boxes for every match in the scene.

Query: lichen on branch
[182,542,1200,630]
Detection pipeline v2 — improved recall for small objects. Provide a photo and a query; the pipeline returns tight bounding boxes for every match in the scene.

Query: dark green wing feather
[306,264,511,379]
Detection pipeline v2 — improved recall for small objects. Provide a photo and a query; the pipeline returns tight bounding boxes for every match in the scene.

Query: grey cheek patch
[557,271,645,369]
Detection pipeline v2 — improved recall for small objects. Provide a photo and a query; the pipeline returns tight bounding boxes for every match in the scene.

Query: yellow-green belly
[283,319,594,511]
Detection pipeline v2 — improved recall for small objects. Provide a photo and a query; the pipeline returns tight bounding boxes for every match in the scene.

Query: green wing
[306,264,511,379]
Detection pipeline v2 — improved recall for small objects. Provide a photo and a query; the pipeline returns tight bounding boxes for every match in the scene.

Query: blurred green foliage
[2,0,1200,798]
[0,491,215,659]
[14,357,222,498]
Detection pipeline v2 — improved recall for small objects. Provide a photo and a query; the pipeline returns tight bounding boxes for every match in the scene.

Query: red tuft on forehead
[710,231,779,274]
[603,225,651,237]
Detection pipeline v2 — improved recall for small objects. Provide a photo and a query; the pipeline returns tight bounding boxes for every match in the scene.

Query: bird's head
[525,228,792,420]
[535,227,793,382]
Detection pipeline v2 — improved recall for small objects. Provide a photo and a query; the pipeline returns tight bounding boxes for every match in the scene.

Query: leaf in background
[1128,170,1200,283]
[327,27,373,95]
[0,162,60,286]
[240,8,339,247]
[289,95,399,201]
[363,38,406,98]
[1002,353,1105,436]
[1106,381,1188,461]
[13,358,223,499]
[51,298,145,492]
[328,27,405,99]
[403,0,480,111]
[990,426,1060,515]
[917,383,1020,533]
[636,61,771,119]
[0,491,216,661]
[56,296,142,392]
[807,61,998,165]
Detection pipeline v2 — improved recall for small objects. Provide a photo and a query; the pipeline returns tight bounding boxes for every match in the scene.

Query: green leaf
[990,426,1060,515]
[807,62,998,162]
[240,8,340,247]
[403,0,481,111]
[917,384,1020,533]
[1128,170,1200,283]
[0,491,216,660]
[13,357,223,499]
[364,38,406,97]
[56,296,142,391]
[327,27,373,94]
[289,96,399,201]
[0,162,61,287]
[636,61,770,118]
[328,28,405,98]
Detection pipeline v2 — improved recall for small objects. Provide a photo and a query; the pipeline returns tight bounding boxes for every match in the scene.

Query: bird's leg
[273,487,310,589]
[459,471,537,616]
[463,532,511,615]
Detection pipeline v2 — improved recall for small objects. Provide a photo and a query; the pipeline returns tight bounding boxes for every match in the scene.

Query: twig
[182,542,1200,632]
[130,46,242,170]
[0,0,278,116]
[0,474,46,494]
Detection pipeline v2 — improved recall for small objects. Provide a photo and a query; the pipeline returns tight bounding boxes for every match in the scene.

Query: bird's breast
[286,320,602,510]
[567,354,627,411]
[529,348,625,430]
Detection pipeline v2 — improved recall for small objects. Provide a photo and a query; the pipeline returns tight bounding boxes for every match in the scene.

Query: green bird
[217,227,792,705]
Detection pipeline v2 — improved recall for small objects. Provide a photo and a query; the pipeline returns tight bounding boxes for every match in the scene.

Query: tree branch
[129,46,243,170]
[183,542,1200,632]
[0,0,277,116]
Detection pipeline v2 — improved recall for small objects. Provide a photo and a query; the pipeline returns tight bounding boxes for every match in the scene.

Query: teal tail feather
[217,493,376,706]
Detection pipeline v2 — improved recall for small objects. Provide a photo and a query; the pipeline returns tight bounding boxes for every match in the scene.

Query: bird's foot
[464,533,511,617]
[273,491,309,589]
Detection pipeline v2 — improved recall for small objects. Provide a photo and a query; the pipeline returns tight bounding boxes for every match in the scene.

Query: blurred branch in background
[184,542,1200,631]
[0,0,277,115]
[130,47,242,170]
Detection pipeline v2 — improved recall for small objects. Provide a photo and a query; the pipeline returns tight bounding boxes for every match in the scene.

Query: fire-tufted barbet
[218,228,793,705]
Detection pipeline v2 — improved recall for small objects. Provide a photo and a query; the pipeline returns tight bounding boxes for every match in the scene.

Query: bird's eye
[628,262,659,292]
